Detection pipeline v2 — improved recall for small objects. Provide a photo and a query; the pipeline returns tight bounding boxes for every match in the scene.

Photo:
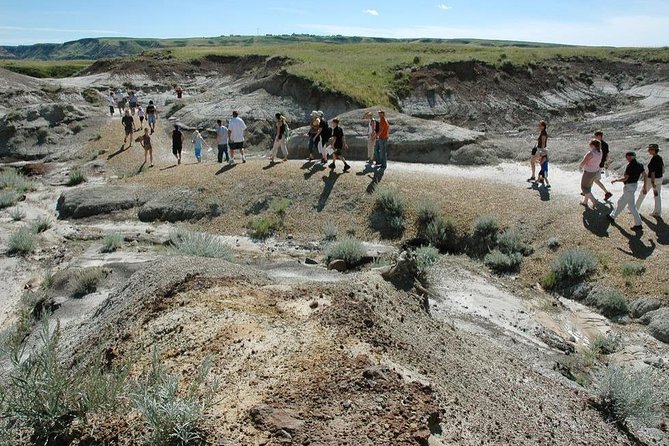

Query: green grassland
[2,35,669,107]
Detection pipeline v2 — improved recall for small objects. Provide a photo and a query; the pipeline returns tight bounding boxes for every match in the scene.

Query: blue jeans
[194,146,202,161]
[217,144,229,162]
[374,139,388,167]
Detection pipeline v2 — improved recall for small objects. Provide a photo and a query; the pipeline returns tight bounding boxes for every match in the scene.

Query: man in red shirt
[374,110,390,169]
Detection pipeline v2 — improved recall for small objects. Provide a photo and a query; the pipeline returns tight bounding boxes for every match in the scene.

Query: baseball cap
[648,143,660,152]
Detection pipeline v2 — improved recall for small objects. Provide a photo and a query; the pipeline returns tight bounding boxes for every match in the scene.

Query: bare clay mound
[64,257,628,445]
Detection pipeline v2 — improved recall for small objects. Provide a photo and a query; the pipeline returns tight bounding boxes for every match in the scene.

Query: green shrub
[622,262,645,277]
[551,248,597,285]
[72,267,105,298]
[547,237,560,249]
[132,349,217,445]
[169,229,233,259]
[322,222,338,241]
[67,169,86,186]
[470,216,499,255]
[31,216,52,233]
[585,287,629,318]
[497,229,533,256]
[100,233,123,253]
[36,128,49,144]
[372,184,406,236]
[484,250,523,273]
[597,365,666,426]
[269,197,291,219]
[590,332,622,355]
[7,227,35,255]
[0,169,34,192]
[248,216,282,240]
[9,206,25,221]
[325,238,366,267]
[424,217,459,253]
[541,271,557,290]
[415,200,440,237]
[82,88,99,104]
[0,191,19,209]
[414,245,439,280]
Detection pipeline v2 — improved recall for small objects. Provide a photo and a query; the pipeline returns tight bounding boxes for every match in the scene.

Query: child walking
[137,105,145,129]
[536,149,550,188]
[329,118,350,171]
[192,129,211,163]
[135,128,154,167]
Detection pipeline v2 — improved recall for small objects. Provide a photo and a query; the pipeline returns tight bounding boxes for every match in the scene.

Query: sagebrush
[169,229,233,259]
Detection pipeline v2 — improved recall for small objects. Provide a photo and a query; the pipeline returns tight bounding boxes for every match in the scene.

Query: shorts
[172,145,182,156]
[109,106,114,114]
[129,102,137,108]
[139,116,145,122]
[334,147,344,157]
[147,115,156,124]
[143,144,152,152]
[539,162,548,178]
[581,171,598,194]
[593,170,602,181]
[230,141,244,150]
[124,127,133,135]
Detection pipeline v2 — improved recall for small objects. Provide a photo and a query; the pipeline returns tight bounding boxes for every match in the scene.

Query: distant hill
[0,35,568,61]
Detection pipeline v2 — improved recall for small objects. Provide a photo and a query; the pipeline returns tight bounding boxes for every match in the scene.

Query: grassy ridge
[0,59,91,78]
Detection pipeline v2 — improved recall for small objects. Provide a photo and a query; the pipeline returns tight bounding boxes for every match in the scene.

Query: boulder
[137,189,221,223]
[249,404,304,435]
[327,259,347,272]
[56,185,147,219]
[450,143,499,165]
[287,107,482,163]
[645,308,669,343]
[629,297,662,319]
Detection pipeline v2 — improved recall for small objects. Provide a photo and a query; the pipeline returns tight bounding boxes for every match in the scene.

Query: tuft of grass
[414,245,439,281]
[622,262,645,278]
[100,233,123,253]
[590,332,622,355]
[597,365,667,427]
[66,169,86,186]
[497,229,533,256]
[0,191,20,209]
[31,216,52,234]
[325,238,366,268]
[547,236,561,250]
[72,267,105,298]
[551,248,597,285]
[7,227,35,256]
[585,287,629,318]
[132,349,217,445]
[9,206,25,221]
[248,215,282,240]
[169,229,233,259]
[0,169,34,193]
[470,215,499,256]
[415,200,440,238]
[269,197,291,219]
[372,184,406,237]
[484,250,523,274]
[424,217,460,253]
[322,222,338,241]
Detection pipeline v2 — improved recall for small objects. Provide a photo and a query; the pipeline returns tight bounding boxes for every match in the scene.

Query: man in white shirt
[215,119,229,163]
[227,110,247,163]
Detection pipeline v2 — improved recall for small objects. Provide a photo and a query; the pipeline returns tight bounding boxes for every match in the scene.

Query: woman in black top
[529,120,548,182]
[636,143,664,217]
[172,125,184,165]
[329,118,350,172]
[270,113,289,163]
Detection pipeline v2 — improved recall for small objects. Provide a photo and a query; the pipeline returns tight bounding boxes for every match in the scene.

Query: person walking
[227,111,247,164]
[175,85,184,99]
[137,105,145,129]
[307,111,320,161]
[121,110,135,147]
[608,151,646,230]
[216,119,230,163]
[192,129,210,163]
[107,92,116,117]
[636,143,664,217]
[172,125,184,165]
[270,113,289,163]
[364,111,378,164]
[329,118,351,171]
[374,109,390,169]
[593,130,613,201]
[536,149,550,188]
[528,120,548,182]
[313,111,331,164]
[579,139,603,208]
[115,89,126,115]
[145,100,158,134]
[128,91,138,115]
[135,128,154,167]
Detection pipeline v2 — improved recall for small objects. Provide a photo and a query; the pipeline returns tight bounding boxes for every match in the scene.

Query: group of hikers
[528,120,664,228]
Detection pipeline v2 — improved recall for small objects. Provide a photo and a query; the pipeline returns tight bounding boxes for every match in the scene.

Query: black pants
[217,144,229,162]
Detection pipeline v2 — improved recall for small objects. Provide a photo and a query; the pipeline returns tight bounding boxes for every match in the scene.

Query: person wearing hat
[307,111,320,161]
[374,109,390,169]
[636,143,664,217]
[363,111,378,164]
[607,151,647,230]
[314,111,331,164]
[227,110,247,163]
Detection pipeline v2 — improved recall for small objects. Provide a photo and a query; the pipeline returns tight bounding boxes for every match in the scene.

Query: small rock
[363,366,389,381]
[343,400,352,409]
[309,301,319,309]
[250,404,304,435]
[286,234,293,240]
[304,258,318,265]
[327,259,347,272]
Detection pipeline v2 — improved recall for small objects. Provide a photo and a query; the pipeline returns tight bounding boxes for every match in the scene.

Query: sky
[1,0,668,47]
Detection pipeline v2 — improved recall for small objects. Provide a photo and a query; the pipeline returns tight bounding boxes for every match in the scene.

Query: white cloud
[364,9,379,16]
[437,4,451,10]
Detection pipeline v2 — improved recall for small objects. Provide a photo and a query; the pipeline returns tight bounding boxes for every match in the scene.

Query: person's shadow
[529,182,550,201]
[107,145,126,160]
[137,161,146,174]
[215,164,237,175]
[365,169,385,194]
[641,215,669,245]
[262,161,278,171]
[606,217,656,259]
[582,202,611,238]
[304,162,325,180]
[316,170,342,212]
[160,164,177,171]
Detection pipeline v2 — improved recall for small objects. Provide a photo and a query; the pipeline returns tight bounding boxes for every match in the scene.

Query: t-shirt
[121,116,134,130]
[333,126,344,149]
[146,105,156,115]
[116,93,125,103]
[583,148,602,172]
[192,132,205,149]
[378,117,389,140]
[648,154,664,179]
[228,116,246,143]
[176,88,183,98]
[216,125,228,145]
[319,119,331,141]
[599,140,609,168]
[172,130,183,149]
[310,117,320,134]
[624,159,645,184]
[137,108,145,117]
[277,122,286,140]
[107,96,115,107]
[537,129,548,149]
[137,134,151,148]
[129,94,137,104]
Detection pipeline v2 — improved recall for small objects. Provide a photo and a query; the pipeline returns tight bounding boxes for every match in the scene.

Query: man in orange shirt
[374,109,390,169]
